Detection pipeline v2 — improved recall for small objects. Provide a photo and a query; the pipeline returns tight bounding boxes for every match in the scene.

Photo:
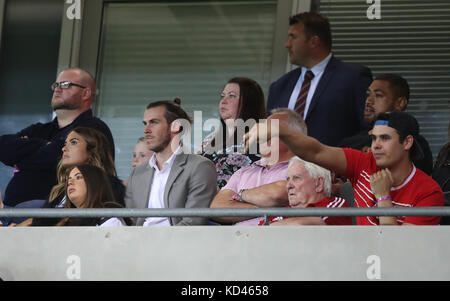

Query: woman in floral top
[199,77,267,189]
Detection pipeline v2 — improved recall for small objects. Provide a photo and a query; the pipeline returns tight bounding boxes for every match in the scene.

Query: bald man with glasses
[0,67,114,206]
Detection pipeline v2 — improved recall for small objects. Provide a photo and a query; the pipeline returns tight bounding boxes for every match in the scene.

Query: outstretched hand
[244,118,280,153]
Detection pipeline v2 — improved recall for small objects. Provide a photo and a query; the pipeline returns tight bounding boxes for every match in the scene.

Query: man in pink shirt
[210,109,306,225]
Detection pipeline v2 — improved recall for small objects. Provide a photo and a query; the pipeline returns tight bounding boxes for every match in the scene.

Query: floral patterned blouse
[198,131,260,189]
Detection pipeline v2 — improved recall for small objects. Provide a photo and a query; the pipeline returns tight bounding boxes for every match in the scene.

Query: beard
[51,94,82,111]
[148,131,172,153]
[52,103,79,111]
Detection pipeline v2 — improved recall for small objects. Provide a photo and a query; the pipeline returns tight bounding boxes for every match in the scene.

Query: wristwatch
[237,189,246,202]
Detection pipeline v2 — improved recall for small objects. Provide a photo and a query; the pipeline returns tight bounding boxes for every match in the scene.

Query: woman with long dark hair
[57,164,128,226]
[199,77,267,189]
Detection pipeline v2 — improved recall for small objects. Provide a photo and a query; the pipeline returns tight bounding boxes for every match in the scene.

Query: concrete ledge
[0,226,449,281]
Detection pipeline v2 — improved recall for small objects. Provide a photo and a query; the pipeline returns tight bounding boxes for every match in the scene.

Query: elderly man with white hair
[265,156,352,226]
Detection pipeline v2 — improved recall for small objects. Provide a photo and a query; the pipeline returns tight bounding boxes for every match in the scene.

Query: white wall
[0,226,449,281]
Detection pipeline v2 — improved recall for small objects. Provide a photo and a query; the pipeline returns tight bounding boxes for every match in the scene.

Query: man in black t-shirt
[339,73,433,175]
[0,68,114,206]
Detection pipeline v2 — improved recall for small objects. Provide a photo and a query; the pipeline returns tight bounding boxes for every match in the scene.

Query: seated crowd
[0,12,447,227]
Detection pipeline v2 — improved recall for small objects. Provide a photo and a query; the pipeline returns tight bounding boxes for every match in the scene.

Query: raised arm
[245,116,348,176]
[282,125,347,176]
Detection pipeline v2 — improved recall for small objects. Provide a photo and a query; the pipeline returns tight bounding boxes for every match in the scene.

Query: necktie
[294,70,315,117]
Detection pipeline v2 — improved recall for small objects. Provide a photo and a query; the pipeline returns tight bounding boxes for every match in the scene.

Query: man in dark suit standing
[267,12,372,147]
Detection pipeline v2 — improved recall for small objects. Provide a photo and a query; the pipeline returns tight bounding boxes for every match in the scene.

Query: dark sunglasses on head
[51,81,86,91]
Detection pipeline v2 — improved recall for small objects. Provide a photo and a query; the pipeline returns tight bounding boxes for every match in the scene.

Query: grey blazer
[125,153,217,226]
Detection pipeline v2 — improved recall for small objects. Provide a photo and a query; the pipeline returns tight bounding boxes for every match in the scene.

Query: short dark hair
[146,98,192,124]
[374,73,410,107]
[375,111,424,161]
[289,12,332,51]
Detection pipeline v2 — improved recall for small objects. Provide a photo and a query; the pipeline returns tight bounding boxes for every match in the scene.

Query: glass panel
[0,0,63,195]
[97,1,277,180]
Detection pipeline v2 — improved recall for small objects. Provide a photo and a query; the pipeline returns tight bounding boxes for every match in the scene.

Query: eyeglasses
[51,81,86,91]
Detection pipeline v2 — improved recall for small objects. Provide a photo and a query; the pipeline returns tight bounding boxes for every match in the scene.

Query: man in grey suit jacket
[125,100,217,226]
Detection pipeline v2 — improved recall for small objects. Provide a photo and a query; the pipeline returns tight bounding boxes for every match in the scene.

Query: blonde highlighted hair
[49,127,116,201]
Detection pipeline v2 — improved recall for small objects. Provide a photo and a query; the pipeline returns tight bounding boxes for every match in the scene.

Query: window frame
[0,0,5,53]
[56,0,310,112]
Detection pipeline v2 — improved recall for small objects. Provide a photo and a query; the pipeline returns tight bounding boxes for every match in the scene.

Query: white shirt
[99,217,124,227]
[56,195,67,208]
[287,53,333,119]
[143,147,181,227]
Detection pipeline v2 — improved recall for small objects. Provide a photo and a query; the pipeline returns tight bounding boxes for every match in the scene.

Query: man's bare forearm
[241,181,289,207]
[210,189,258,224]
[269,217,326,226]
